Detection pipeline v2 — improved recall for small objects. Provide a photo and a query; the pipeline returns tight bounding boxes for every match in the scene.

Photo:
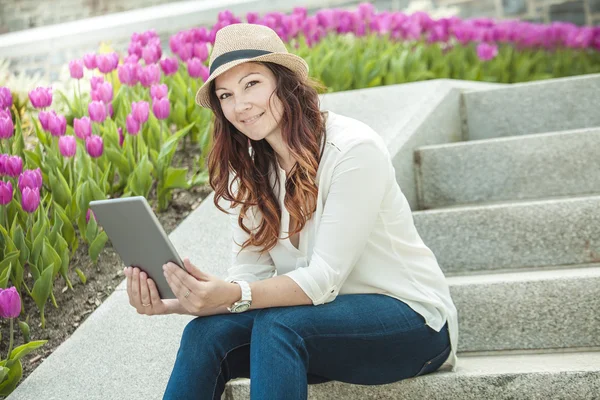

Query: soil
[0,138,215,388]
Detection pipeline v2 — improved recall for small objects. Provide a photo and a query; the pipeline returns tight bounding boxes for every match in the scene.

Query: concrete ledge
[464,73,600,140]
[226,351,600,399]
[413,194,600,274]
[415,127,600,209]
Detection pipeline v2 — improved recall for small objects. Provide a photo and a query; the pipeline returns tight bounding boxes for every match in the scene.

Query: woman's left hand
[163,257,236,316]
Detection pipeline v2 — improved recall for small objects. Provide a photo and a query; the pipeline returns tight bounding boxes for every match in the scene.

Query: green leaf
[0,358,22,396]
[105,147,131,178]
[157,122,194,176]
[18,320,30,343]
[12,225,29,266]
[75,267,87,285]
[127,156,153,198]
[85,213,98,244]
[0,261,13,289]
[8,340,47,361]
[163,167,190,190]
[41,238,62,277]
[31,263,53,315]
[89,231,108,263]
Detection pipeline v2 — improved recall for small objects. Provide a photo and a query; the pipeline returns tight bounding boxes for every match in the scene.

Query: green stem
[94,158,99,183]
[159,121,163,151]
[7,318,13,359]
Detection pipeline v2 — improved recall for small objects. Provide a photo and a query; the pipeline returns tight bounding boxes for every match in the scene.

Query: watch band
[228,280,252,313]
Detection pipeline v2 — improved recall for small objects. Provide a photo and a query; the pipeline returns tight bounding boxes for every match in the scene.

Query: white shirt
[224,110,459,371]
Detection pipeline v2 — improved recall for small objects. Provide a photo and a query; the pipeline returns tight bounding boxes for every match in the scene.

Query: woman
[124,23,458,400]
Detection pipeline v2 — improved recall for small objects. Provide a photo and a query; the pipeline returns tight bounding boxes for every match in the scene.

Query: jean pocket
[413,345,451,378]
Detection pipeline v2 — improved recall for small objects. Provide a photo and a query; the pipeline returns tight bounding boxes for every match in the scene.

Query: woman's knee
[180,314,252,350]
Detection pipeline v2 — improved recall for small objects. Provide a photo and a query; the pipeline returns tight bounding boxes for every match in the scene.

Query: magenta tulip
[0,87,12,110]
[159,57,178,76]
[150,84,168,100]
[0,181,12,205]
[126,114,140,135]
[152,97,170,120]
[0,287,21,318]
[92,81,113,103]
[477,42,498,61]
[85,135,103,158]
[47,112,67,137]
[90,76,104,91]
[74,116,92,140]
[86,209,96,223]
[18,168,43,191]
[246,12,260,24]
[139,64,160,87]
[124,54,139,64]
[88,101,107,123]
[192,42,209,61]
[59,135,77,158]
[5,156,22,178]
[118,63,139,86]
[142,44,161,64]
[131,101,149,123]
[21,187,40,213]
[83,52,97,69]
[96,54,116,74]
[0,109,14,139]
[28,87,52,109]
[69,59,84,79]
[187,58,209,80]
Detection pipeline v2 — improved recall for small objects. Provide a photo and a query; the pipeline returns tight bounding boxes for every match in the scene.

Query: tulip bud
[139,64,161,87]
[5,155,22,178]
[85,135,104,158]
[0,287,21,318]
[28,87,53,109]
[86,209,96,223]
[0,181,13,205]
[131,101,149,123]
[126,114,140,135]
[96,54,116,74]
[59,135,77,158]
[69,59,84,79]
[88,101,107,123]
[18,168,43,191]
[47,112,67,137]
[74,116,92,140]
[0,87,12,110]
[159,57,179,76]
[152,97,170,120]
[83,52,97,69]
[0,109,14,139]
[20,187,40,213]
[150,84,168,100]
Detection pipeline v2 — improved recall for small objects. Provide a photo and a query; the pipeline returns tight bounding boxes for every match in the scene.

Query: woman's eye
[219,81,258,100]
[219,93,229,100]
[246,80,258,89]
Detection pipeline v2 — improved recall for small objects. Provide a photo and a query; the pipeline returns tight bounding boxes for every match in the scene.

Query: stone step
[450,266,600,352]
[414,127,600,209]
[412,194,600,275]
[226,350,600,399]
[463,73,600,140]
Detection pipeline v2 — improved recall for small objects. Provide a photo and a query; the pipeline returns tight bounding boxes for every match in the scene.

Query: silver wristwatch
[227,280,252,313]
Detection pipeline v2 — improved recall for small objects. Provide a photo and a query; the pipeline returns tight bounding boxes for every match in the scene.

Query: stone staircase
[7,76,600,400]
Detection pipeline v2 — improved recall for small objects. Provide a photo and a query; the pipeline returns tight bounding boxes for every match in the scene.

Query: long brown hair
[207,61,327,255]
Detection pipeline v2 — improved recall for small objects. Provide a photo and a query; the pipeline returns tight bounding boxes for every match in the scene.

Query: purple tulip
[90,76,105,91]
[21,187,40,213]
[0,287,21,318]
[0,109,14,139]
[477,42,498,61]
[124,54,139,64]
[59,135,77,158]
[85,135,103,158]
[178,43,193,62]
[152,97,170,120]
[125,114,140,135]
[169,34,182,53]
[0,87,12,110]
[150,84,168,100]
[28,87,52,109]
[88,101,107,123]
[118,127,124,147]
[159,57,179,76]
[18,168,43,191]
[187,58,204,79]
[192,42,209,61]
[92,81,113,103]
[131,101,149,123]
[96,54,116,74]
[47,112,66,137]
[0,181,12,205]
[139,64,161,87]
[74,116,92,140]
[128,41,143,58]
[69,59,84,79]
[118,63,139,86]
[83,52,97,69]
[5,156,22,178]
[142,44,162,64]
[86,209,96,223]
[246,12,260,24]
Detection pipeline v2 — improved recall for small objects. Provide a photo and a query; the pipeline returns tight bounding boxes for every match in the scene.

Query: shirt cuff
[283,253,340,305]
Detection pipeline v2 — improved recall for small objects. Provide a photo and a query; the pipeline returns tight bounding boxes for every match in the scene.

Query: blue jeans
[163,294,451,400]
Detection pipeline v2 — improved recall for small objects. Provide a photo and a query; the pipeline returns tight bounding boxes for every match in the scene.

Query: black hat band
[210,49,273,75]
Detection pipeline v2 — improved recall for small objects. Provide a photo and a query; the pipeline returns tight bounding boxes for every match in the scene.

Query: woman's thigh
[253,293,451,385]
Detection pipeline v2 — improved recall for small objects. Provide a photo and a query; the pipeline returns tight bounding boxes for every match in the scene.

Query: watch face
[233,303,251,313]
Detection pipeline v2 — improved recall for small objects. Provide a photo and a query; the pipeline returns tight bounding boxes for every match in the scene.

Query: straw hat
[194,23,310,110]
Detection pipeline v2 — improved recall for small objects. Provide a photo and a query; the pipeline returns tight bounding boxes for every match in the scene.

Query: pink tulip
[169,35,182,53]
[88,101,107,123]
[5,156,22,178]
[152,97,170,120]
[90,76,105,91]
[86,209,96,223]
[178,43,193,62]
[0,109,14,139]
[192,42,209,61]
[142,44,161,64]
[92,81,113,103]
[59,135,77,158]
[28,87,52,109]
[47,112,66,137]
[0,154,7,176]
[139,64,161,87]
[0,287,21,318]
[128,41,143,58]
[0,87,12,110]
[18,168,43,191]
[131,101,149,123]
[124,54,139,64]
[96,54,116,74]
[74,116,92,140]
[187,58,206,79]
[69,59,84,79]
[85,135,103,158]
[246,12,260,24]
[21,187,40,213]
[126,114,140,135]
[118,63,139,86]
[150,84,168,100]
[0,181,12,205]
[83,52,97,69]
[159,57,179,76]
[477,42,498,61]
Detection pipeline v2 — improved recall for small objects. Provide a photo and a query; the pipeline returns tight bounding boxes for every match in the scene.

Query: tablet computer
[89,196,186,299]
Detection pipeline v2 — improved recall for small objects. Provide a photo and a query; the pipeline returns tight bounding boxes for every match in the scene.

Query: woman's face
[214,62,284,142]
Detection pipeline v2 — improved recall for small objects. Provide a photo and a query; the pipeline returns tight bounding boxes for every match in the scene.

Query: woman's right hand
[124,266,182,316]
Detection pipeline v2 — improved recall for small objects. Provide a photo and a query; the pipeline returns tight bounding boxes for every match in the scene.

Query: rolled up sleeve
[283,141,389,305]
